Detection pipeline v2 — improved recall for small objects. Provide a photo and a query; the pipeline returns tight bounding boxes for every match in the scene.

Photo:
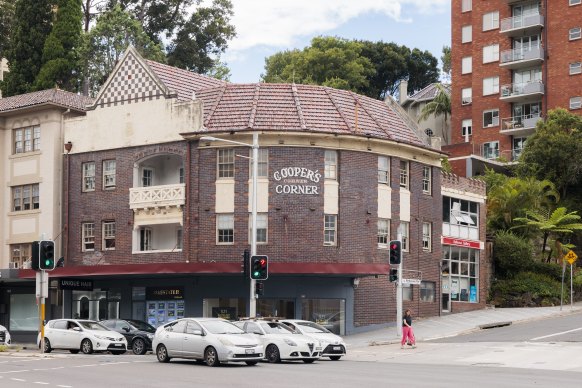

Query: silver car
[152,318,264,367]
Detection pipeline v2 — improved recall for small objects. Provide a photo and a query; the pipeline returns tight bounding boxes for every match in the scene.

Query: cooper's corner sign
[442,237,482,249]
[273,167,321,195]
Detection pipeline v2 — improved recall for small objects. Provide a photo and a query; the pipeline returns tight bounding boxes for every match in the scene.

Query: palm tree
[513,207,582,262]
[418,83,451,144]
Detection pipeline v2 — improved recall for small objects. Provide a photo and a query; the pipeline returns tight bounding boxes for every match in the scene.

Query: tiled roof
[146,60,227,99]
[194,83,426,146]
[0,89,92,113]
[408,83,451,102]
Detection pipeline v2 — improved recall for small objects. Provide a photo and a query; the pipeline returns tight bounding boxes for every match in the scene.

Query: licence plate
[333,346,341,351]
[245,349,254,354]
[114,344,123,347]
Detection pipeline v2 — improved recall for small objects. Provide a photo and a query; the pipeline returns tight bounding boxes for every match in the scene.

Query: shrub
[489,271,565,307]
[530,261,564,281]
[494,231,534,278]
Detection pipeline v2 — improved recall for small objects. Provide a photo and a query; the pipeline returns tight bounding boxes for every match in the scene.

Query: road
[1,312,580,387]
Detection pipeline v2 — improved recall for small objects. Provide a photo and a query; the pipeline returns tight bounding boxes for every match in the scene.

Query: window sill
[133,249,183,254]
[9,150,42,160]
[8,209,41,216]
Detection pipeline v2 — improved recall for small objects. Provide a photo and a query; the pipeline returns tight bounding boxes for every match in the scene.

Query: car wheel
[245,361,258,366]
[69,349,80,354]
[204,346,220,367]
[329,356,341,361]
[81,339,93,354]
[266,344,281,363]
[43,338,52,353]
[132,338,147,355]
[156,344,170,363]
[303,359,316,364]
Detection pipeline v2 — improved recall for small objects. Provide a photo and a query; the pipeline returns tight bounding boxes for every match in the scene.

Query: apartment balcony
[132,223,183,254]
[500,81,544,103]
[500,14,544,37]
[129,184,185,210]
[500,47,544,70]
[500,114,542,136]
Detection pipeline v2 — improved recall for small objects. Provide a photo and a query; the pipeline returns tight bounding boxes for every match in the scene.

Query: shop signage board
[442,237,481,249]
[273,167,321,195]
[59,279,93,291]
[146,286,184,300]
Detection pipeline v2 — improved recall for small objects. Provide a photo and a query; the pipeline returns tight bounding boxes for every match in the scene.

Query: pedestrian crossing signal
[250,255,268,280]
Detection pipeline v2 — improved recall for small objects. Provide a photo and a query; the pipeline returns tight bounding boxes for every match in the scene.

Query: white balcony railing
[500,114,542,132]
[500,81,544,100]
[500,47,544,66]
[129,183,185,210]
[500,14,544,34]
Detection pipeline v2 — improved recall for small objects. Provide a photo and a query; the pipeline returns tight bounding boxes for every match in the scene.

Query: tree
[358,41,407,99]
[79,4,165,96]
[1,0,54,97]
[417,83,451,143]
[441,46,451,82]
[406,47,440,95]
[35,0,83,92]
[0,0,16,58]
[82,0,108,32]
[166,0,236,74]
[516,109,582,199]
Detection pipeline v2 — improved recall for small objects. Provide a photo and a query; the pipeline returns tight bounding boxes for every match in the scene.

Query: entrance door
[441,260,451,313]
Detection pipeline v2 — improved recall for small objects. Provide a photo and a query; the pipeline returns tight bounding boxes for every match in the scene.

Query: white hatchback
[234,319,322,363]
[0,324,11,345]
[281,319,346,360]
[38,319,127,355]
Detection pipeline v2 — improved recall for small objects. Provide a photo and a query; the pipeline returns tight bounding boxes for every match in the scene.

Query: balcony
[129,184,185,210]
[500,14,544,37]
[500,81,544,103]
[500,47,544,70]
[500,114,542,136]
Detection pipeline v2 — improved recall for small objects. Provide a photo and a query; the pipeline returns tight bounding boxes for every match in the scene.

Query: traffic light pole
[249,133,259,317]
[396,233,403,337]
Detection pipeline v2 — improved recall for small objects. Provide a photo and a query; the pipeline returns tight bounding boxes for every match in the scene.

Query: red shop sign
[442,237,481,249]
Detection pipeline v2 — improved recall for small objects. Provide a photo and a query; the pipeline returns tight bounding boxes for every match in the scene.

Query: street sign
[401,278,421,285]
[35,271,48,298]
[565,250,578,265]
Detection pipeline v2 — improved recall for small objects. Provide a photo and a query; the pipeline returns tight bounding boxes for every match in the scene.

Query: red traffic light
[250,255,269,280]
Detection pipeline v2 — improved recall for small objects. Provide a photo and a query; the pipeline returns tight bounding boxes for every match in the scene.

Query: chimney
[399,80,408,105]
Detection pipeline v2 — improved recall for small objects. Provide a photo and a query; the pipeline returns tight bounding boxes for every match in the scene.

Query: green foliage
[1,0,54,97]
[489,272,565,307]
[493,231,534,278]
[34,0,83,91]
[476,168,507,194]
[440,46,451,81]
[0,0,15,57]
[418,83,450,143]
[440,158,452,173]
[80,4,165,96]
[530,261,564,282]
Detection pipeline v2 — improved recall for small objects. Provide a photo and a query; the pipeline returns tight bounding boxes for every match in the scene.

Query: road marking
[73,364,98,368]
[11,378,26,381]
[530,327,582,341]
[33,382,50,385]
[57,385,73,388]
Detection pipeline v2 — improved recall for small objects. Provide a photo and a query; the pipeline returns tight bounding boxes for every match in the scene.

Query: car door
[160,320,187,357]
[116,320,135,344]
[245,322,265,346]
[65,321,84,349]
[47,320,67,348]
[183,321,205,359]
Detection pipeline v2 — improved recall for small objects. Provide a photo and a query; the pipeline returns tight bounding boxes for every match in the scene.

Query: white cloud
[227,0,448,52]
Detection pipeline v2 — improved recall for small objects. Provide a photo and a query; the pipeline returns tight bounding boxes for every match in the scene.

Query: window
[425,128,434,137]
[461,0,471,12]
[218,149,235,178]
[179,167,185,184]
[461,88,472,105]
[378,156,389,184]
[217,214,234,244]
[422,167,431,195]
[402,284,413,301]
[461,57,472,74]
[82,162,95,192]
[13,126,40,154]
[324,150,337,180]
[420,281,435,302]
[142,168,154,187]
[103,160,116,189]
[483,76,499,95]
[140,227,153,251]
[570,62,582,75]
[422,222,432,251]
[249,148,268,178]
[442,246,479,303]
[399,160,409,189]
[483,11,499,31]
[570,27,581,40]
[571,0,582,5]
[12,184,39,211]
[483,44,499,63]
[483,109,499,127]
[324,214,337,246]
[103,221,116,250]
[10,244,31,269]
[483,141,500,159]
[400,222,409,251]
[462,119,472,139]
[378,219,390,248]
[461,25,472,43]
[82,223,95,252]
[176,228,183,250]
[443,197,479,226]
[571,97,582,110]
[249,213,268,244]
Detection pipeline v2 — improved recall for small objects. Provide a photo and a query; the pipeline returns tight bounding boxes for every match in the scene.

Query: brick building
[447,0,582,177]
[4,48,489,342]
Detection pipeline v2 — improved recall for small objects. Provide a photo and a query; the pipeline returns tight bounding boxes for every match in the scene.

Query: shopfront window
[442,246,479,303]
[203,298,246,320]
[302,299,345,335]
[9,294,38,331]
[257,299,295,318]
[72,290,121,321]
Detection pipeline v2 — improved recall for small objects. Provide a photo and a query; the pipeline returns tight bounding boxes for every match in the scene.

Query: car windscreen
[127,320,155,332]
[78,321,110,331]
[261,322,294,334]
[296,321,330,333]
[202,320,245,334]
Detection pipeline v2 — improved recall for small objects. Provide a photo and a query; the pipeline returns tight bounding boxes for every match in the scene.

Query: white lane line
[530,327,582,341]
[33,382,50,385]
[11,378,26,381]
[57,385,73,388]
[73,364,98,368]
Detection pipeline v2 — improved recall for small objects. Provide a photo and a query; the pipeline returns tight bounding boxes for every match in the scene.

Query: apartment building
[447,0,582,177]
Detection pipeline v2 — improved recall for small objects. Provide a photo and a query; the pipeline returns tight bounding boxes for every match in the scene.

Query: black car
[100,319,155,355]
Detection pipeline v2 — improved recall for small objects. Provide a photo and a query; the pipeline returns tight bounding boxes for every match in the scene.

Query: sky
[222,0,452,83]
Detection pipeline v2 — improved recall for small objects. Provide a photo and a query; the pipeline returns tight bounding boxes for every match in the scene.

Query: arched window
[425,128,434,137]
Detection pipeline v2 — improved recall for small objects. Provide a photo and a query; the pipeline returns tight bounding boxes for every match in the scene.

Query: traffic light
[39,240,55,270]
[389,268,398,282]
[31,241,40,271]
[241,249,250,277]
[255,282,264,296]
[250,255,268,280]
[389,240,402,265]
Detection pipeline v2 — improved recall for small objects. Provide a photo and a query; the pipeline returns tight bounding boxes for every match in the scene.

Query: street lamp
[200,133,260,317]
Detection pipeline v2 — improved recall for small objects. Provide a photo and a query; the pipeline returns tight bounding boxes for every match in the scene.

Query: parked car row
[35,316,346,368]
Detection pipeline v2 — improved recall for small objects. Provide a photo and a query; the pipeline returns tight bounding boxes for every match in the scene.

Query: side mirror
[122,327,130,332]
[192,329,203,336]
[252,330,263,335]
[72,327,81,332]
